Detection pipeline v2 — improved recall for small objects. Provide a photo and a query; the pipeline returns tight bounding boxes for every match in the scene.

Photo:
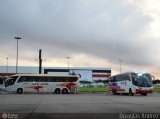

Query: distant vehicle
[0,76,7,89]
[5,74,79,94]
[0,77,4,85]
[108,71,153,96]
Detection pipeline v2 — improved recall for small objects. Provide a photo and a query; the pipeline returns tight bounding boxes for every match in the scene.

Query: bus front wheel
[17,88,23,94]
[129,88,134,96]
[142,93,147,96]
[112,89,117,95]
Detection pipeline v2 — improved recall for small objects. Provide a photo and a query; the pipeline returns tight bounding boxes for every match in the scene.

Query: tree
[86,80,92,87]
[94,79,103,87]
[153,79,160,85]
[79,80,86,87]
[79,80,92,87]
[102,79,109,87]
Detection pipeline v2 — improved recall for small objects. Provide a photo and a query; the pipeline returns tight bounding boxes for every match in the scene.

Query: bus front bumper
[136,89,152,94]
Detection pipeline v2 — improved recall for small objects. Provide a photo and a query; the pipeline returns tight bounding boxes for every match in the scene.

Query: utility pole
[14,37,21,73]
[39,49,42,74]
[119,59,122,73]
[66,56,70,75]
[6,57,9,73]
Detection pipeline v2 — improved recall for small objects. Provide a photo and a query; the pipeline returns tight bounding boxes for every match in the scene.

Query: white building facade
[44,67,111,82]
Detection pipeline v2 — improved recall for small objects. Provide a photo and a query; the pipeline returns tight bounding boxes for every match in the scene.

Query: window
[16,76,78,83]
[18,76,37,82]
[68,77,78,82]
[57,77,64,82]
[109,77,115,82]
[124,74,130,81]
[17,76,25,83]
[6,76,18,86]
[115,73,130,81]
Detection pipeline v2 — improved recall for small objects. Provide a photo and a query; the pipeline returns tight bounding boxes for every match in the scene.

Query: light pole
[6,57,9,73]
[119,59,122,73]
[66,56,70,75]
[14,37,21,73]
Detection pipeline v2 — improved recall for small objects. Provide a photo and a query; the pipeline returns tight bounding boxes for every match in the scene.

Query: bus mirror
[151,75,155,80]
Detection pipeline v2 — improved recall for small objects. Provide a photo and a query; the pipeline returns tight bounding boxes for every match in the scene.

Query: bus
[108,71,153,96]
[4,74,79,94]
[0,77,6,89]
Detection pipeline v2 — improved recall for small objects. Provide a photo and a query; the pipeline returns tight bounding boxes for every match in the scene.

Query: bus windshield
[5,76,18,87]
[131,73,153,87]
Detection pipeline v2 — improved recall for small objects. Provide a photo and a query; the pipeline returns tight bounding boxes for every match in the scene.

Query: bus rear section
[108,71,153,96]
[5,74,79,94]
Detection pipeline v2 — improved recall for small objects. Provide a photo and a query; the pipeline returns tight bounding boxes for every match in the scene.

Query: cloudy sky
[0,0,160,77]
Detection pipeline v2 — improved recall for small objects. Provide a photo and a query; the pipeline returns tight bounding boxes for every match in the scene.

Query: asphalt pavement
[0,93,160,119]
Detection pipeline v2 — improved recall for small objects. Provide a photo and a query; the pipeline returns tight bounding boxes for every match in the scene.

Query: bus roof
[10,74,79,77]
[110,70,150,77]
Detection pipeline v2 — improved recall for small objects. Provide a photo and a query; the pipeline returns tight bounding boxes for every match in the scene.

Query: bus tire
[55,88,61,94]
[17,88,23,94]
[129,88,134,96]
[112,89,117,95]
[142,93,147,96]
[62,88,68,94]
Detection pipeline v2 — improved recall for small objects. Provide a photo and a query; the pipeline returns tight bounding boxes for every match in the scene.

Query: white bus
[108,71,153,96]
[4,74,79,94]
[0,77,6,90]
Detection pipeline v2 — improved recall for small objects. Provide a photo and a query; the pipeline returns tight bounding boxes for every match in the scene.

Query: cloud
[0,0,160,76]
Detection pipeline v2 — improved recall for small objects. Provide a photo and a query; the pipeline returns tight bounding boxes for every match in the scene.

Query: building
[0,66,111,82]
[44,67,111,82]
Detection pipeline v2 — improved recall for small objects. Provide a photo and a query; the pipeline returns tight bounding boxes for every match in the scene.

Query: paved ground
[0,93,160,119]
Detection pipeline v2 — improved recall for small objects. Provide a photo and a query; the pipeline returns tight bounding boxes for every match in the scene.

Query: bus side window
[61,77,67,82]
[39,77,44,82]
[47,77,51,82]
[40,77,48,82]
[28,76,34,82]
[62,77,66,82]
[25,76,34,82]
[25,77,30,82]
[34,77,40,82]
[56,77,60,82]
[65,77,69,82]
[110,77,115,82]
[124,74,130,81]
[52,77,56,82]
[71,77,77,82]
[116,75,125,81]
[18,76,25,83]
[43,77,47,82]
[50,77,56,82]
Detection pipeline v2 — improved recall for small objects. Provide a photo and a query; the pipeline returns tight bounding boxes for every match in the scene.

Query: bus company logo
[1,113,8,119]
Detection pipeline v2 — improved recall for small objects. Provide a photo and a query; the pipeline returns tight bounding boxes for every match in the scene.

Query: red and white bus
[108,71,153,96]
[5,74,79,94]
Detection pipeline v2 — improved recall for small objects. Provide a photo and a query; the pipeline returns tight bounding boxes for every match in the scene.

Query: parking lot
[0,93,160,119]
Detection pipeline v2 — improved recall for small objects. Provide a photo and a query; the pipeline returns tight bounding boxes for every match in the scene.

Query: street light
[6,57,9,73]
[14,37,21,73]
[119,59,122,73]
[66,56,70,75]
